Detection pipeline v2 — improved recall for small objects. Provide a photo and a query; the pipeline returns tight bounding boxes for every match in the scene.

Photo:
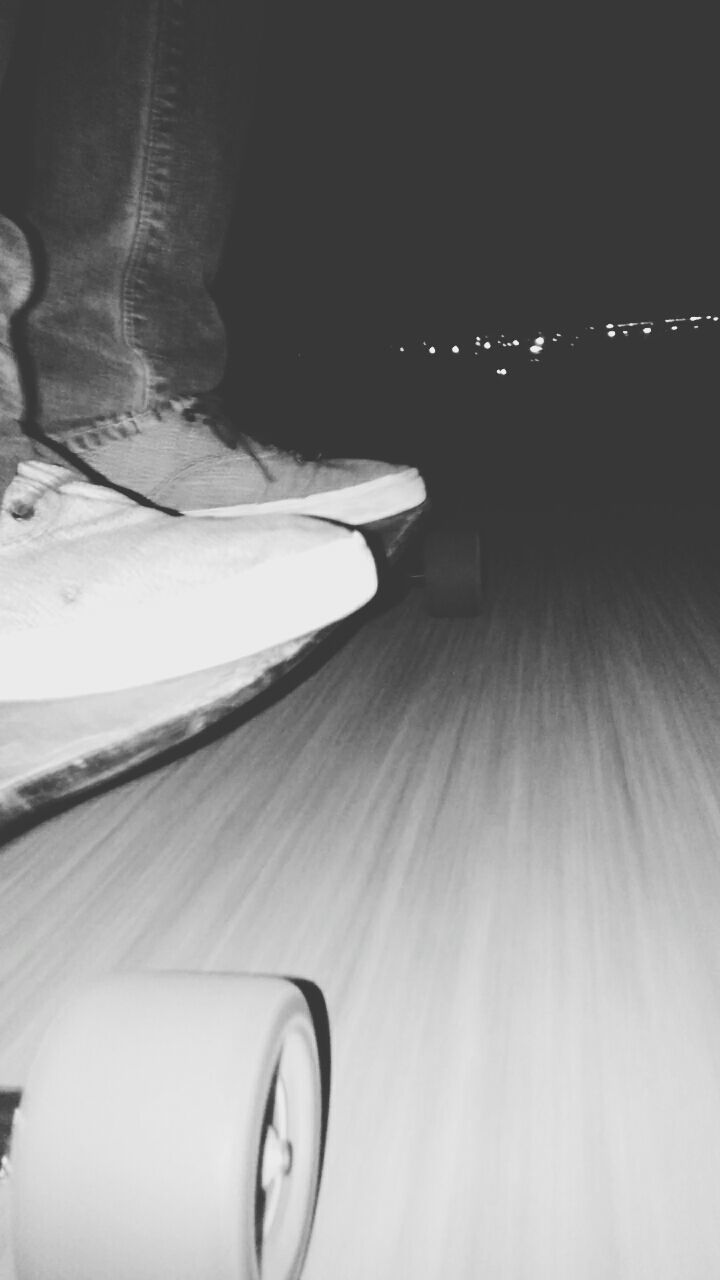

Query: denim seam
[50,415,146,453]
[117,2,173,410]
[122,0,185,407]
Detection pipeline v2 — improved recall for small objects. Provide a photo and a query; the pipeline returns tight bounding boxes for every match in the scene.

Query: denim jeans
[0,0,264,440]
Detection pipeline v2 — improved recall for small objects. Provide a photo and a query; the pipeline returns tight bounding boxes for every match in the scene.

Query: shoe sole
[181,468,427,525]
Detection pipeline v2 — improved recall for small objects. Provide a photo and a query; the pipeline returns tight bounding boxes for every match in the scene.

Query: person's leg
[23,0,425,522]
[2,1,381,700]
[26,0,265,428]
[0,0,37,492]
[0,212,31,433]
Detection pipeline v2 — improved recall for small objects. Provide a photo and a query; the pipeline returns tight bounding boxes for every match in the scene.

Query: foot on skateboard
[0,460,379,702]
[0,467,427,835]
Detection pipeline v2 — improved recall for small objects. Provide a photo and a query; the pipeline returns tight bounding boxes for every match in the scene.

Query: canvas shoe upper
[40,395,427,524]
[0,461,378,700]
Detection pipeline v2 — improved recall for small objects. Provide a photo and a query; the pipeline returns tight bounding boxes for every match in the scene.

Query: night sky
[220,6,716,345]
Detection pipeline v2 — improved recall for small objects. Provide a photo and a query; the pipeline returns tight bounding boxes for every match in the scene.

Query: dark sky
[226,5,716,339]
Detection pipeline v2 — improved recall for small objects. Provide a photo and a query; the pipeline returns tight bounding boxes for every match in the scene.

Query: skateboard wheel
[422,526,483,616]
[9,972,323,1280]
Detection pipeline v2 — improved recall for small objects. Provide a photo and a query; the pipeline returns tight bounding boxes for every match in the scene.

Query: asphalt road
[2,503,720,1278]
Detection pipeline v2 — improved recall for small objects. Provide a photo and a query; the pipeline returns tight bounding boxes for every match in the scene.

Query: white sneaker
[41,395,427,524]
[0,461,378,701]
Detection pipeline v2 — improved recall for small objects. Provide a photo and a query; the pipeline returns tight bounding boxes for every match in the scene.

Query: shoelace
[163,393,333,470]
[161,393,276,482]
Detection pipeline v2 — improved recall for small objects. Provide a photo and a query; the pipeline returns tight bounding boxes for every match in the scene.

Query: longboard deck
[0,506,427,838]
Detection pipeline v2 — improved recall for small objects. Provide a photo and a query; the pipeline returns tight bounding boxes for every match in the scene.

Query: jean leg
[1,0,35,484]
[26,0,264,433]
[0,212,36,488]
[0,210,31,417]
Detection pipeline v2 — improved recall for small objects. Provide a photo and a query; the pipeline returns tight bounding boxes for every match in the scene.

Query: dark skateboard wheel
[422,526,483,617]
[9,972,323,1280]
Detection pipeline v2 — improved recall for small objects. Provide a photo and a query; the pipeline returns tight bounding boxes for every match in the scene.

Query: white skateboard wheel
[9,972,323,1280]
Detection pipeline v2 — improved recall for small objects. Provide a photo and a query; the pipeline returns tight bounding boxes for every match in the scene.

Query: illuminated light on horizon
[397,313,713,354]
[497,368,507,375]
